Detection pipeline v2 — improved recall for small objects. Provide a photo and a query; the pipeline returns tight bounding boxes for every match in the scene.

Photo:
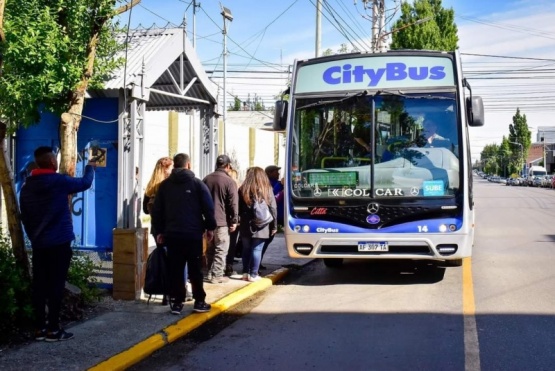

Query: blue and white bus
[273,50,484,268]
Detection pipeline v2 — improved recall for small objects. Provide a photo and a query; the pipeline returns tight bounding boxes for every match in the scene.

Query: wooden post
[112,228,148,300]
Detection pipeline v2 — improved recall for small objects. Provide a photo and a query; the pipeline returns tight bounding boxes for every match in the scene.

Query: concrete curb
[88,267,291,371]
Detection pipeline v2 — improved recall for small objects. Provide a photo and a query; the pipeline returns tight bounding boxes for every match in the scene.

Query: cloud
[456,4,555,162]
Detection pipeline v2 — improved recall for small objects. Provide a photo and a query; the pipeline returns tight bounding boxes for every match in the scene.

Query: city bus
[273,50,484,268]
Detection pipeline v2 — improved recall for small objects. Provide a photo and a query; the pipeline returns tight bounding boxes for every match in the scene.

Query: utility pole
[192,0,198,48]
[541,132,547,169]
[364,0,385,52]
[221,5,233,154]
[315,0,321,57]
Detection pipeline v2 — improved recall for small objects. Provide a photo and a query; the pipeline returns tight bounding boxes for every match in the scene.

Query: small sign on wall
[89,147,107,167]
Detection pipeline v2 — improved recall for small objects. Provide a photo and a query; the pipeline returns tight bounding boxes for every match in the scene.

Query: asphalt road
[132,177,555,371]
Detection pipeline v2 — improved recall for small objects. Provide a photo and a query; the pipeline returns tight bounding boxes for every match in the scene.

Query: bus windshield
[290,92,460,199]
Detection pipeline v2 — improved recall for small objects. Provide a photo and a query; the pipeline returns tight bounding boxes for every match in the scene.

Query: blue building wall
[15,98,119,250]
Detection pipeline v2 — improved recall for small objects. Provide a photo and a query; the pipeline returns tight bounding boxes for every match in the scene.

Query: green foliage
[508,108,532,159]
[0,233,33,343]
[390,0,458,51]
[479,109,531,175]
[229,96,242,111]
[322,43,358,56]
[67,252,102,304]
[0,0,125,131]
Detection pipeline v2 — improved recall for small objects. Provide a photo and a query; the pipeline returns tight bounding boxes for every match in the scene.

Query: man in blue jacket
[19,146,96,342]
[151,153,216,315]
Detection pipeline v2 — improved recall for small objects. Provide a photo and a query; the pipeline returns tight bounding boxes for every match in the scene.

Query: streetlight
[221,5,233,154]
[508,141,523,176]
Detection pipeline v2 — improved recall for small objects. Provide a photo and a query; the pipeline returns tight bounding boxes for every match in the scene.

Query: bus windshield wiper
[404,94,455,101]
[297,90,369,110]
[375,89,406,97]
[376,90,455,101]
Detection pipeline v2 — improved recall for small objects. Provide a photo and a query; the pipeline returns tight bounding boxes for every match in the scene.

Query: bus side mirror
[273,100,288,131]
[467,96,484,127]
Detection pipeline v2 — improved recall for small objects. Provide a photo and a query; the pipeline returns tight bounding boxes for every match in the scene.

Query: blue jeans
[241,236,266,277]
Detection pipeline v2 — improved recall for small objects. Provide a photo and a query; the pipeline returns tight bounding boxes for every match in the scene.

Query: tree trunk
[58,0,141,176]
[0,0,31,280]
[0,122,30,280]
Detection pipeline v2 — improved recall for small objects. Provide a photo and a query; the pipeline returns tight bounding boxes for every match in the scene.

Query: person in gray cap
[202,154,239,284]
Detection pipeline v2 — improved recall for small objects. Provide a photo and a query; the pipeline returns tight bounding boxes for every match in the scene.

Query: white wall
[142,110,284,188]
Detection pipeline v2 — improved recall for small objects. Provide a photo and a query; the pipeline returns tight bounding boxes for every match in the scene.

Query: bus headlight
[302,225,310,233]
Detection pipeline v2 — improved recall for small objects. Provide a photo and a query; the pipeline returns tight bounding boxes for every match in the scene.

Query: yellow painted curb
[89,333,165,371]
[88,267,291,371]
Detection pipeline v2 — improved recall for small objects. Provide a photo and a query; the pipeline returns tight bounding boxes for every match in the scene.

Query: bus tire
[323,258,344,268]
[445,259,463,267]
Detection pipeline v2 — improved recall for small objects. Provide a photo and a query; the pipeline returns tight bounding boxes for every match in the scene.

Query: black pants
[261,233,275,263]
[165,235,205,304]
[226,228,241,265]
[32,242,73,331]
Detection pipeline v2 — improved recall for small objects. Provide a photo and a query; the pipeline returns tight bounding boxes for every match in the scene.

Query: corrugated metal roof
[91,27,218,111]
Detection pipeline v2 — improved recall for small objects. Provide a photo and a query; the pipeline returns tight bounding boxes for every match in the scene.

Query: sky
[117,0,555,162]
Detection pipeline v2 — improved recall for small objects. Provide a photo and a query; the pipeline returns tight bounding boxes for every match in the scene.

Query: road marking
[463,257,481,371]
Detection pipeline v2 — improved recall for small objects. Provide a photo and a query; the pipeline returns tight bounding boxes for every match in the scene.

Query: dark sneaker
[35,328,47,341]
[45,329,74,342]
[208,276,229,284]
[170,303,184,315]
[225,264,237,277]
[193,301,211,313]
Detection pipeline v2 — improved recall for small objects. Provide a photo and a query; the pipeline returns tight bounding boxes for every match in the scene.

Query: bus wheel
[323,258,344,268]
[445,259,463,267]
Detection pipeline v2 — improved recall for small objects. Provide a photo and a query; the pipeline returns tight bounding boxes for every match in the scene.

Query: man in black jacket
[203,154,239,283]
[151,153,216,315]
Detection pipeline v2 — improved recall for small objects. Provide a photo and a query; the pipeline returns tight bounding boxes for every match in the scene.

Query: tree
[508,108,532,169]
[390,0,458,51]
[322,43,358,56]
[0,0,139,280]
[230,96,241,111]
[481,143,500,175]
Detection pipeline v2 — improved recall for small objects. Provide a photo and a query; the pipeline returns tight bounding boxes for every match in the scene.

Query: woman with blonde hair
[238,166,277,282]
[143,157,173,216]
[143,157,174,305]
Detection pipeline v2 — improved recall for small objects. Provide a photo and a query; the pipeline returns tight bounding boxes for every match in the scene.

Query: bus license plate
[358,241,389,252]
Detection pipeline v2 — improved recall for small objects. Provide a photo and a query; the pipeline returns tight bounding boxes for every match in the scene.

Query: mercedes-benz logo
[410,187,419,196]
[367,202,379,214]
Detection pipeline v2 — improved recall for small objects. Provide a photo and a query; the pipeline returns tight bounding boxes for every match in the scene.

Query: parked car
[532,176,543,187]
[542,175,554,188]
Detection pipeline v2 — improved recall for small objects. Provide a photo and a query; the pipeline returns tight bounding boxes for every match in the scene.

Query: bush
[67,252,102,305]
[0,234,33,344]
[0,235,103,345]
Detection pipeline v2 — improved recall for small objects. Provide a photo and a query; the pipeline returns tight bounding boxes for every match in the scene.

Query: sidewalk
[0,234,310,371]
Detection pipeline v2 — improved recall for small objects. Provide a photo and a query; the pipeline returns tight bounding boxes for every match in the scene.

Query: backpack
[250,197,273,231]
[143,246,169,304]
